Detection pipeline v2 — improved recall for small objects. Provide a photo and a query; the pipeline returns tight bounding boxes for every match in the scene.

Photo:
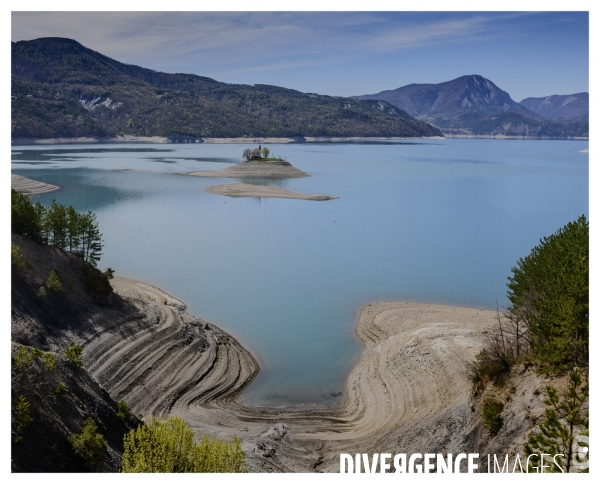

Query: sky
[11,10,589,102]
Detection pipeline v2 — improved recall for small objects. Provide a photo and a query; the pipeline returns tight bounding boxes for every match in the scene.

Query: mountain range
[357,75,588,139]
[11,38,441,141]
[11,38,588,141]
[519,93,588,120]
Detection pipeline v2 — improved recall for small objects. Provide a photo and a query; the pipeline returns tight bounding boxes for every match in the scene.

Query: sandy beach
[87,277,497,472]
[182,159,311,178]
[206,183,338,201]
[11,173,60,195]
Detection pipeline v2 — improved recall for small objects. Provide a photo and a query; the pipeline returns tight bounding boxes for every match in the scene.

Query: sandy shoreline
[11,173,60,195]
[91,277,497,471]
[206,183,338,201]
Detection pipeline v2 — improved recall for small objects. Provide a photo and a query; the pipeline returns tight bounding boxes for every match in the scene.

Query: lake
[11,139,589,407]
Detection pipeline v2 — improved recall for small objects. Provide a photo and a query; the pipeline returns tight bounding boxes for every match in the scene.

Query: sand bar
[206,183,338,201]
[11,174,59,195]
[181,160,311,178]
[88,276,498,471]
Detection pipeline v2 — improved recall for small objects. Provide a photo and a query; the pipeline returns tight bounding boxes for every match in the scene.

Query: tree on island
[243,147,263,160]
[261,147,270,158]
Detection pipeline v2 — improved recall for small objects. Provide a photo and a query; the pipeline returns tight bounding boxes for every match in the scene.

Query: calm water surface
[12,140,589,406]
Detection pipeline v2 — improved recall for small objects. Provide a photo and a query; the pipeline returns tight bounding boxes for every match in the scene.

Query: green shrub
[117,400,132,421]
[46,269,66,295]
[191,435,246,473]
[14,395,33,442]
[482,398,504,435]
[121,416,245,473]
[42,352,56,371]
[13,345,57,371]
[55,382,69,396]
[64,341,83,367]
[32,347,44,357]
[15,395,33,429]
[69,417,107,468]
[13,345,35,370]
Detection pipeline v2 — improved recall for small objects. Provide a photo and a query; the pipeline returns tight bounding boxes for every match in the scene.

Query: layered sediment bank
[206,183,338,201]
[181,160,311,178]
[89,277,497,472]
[11,173,59,195]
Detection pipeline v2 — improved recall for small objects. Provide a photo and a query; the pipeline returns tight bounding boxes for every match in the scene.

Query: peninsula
[11,173,59,195]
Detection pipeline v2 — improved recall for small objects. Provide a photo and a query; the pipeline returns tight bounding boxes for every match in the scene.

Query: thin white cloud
[10,11,587,87]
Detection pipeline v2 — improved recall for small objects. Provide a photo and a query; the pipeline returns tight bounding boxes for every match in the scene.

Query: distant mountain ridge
[519,93,589,120]
[359,75,540,120]
[11,37,441,141]
[357,75,588,139]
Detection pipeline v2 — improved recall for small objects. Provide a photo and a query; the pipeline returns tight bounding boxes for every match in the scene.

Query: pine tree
[46,200,68,249]
[66,205,81,253]
[79,211,103,266]
[64,341,84,367]
[69,418,107,468]
[524,369,589,472]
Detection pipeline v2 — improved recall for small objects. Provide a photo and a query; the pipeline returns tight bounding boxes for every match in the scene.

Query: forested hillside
[11,38,441,140]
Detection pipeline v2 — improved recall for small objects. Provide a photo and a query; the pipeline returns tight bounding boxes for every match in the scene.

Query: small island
[206,183,338,201]
[181,146,311,178]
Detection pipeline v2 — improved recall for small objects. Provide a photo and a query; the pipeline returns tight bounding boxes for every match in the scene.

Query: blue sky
[11,11,589,101]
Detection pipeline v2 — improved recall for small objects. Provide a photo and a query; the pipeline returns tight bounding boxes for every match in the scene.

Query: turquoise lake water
[12,139,589,407]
